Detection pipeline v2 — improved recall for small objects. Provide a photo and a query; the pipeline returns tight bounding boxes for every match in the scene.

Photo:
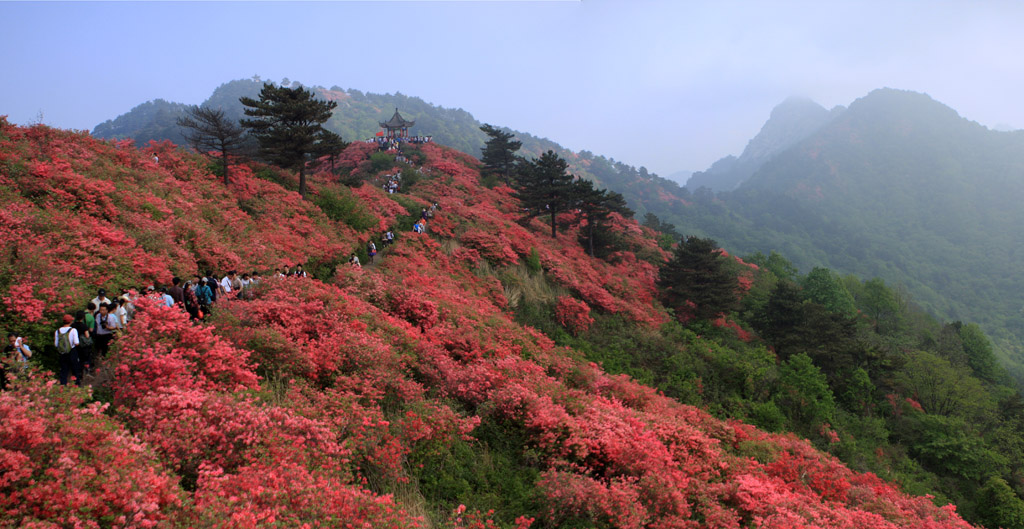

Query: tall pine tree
[176,106,247,187]
[571,178,633,257]
[479,124,522,185]
[657,236,739,322]
[239,83,338,198]
[513,150,574,238]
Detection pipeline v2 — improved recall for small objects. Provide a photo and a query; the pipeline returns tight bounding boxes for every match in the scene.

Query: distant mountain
[687,96,842,192]
[657,88,1024,380]
[92,98,191,147]
[664,169,694,185]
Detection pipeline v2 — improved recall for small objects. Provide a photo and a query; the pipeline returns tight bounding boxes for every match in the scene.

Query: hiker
[159,287,174,308]
[183,278,201,320]
[85,302,97,331]
[2,334,32,390]
[220,271,236,295]
[231,272,243,293]
[294,264,308,278]
[168,277,185,306]
[387,230,394,246]
[274,268,285,278]
[93,303,119,357]
[55,315,82,386]
[90,289,112,310]
[367,241,377,264]
[421,208,429,221]
[72,310,92,380]
[195,278,213,317]
[349,253,361,268]
[119,290,137,321]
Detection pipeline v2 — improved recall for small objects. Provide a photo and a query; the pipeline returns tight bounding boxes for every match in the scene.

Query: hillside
[639,89,1024,383]
[0,118,995,528]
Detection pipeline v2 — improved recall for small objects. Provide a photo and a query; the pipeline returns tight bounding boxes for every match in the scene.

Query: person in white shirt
[221,271,236,294]
[90,288,112,310]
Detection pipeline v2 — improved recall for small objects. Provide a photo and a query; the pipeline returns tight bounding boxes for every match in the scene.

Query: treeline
[515,219,1024,529]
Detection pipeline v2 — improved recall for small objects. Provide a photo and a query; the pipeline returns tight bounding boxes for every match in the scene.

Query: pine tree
[176,106,247,186]
[479,124,522,185]
[657,236,739,322]
[571,178,633,257]
[513,150,575,238]
[312,129,348,174]
[239,83,338,198]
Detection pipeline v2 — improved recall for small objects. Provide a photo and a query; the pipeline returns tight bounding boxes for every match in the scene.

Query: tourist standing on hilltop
[55,314,81,386]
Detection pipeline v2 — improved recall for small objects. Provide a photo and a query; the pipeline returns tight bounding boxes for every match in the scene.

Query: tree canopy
[240,83,338,198]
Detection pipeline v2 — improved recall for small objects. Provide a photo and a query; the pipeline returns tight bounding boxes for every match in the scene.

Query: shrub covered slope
[0,118,983,528]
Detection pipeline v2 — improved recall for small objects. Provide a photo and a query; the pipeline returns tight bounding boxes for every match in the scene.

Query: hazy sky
[3,1,1024,178]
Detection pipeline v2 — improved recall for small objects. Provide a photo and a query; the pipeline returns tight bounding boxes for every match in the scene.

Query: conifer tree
[239,83,338,198]
[176,106,246,186]
[513,150,575,238]
[657,236,739,321]
[479,124,522,185]
[571,178,633,257]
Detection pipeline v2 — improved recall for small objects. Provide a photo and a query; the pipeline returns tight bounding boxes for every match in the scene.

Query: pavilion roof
[379,108,415,129]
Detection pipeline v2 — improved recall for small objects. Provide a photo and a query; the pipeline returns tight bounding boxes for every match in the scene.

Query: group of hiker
[2,266,314,390]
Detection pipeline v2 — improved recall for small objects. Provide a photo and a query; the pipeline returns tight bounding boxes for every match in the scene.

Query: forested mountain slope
[0,118,996,528]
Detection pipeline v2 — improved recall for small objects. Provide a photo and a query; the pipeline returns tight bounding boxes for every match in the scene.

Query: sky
[2,1,1024,179]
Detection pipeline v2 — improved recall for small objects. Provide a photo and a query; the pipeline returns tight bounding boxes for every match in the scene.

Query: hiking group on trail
[0,267,307,390]
[3,194,443,389]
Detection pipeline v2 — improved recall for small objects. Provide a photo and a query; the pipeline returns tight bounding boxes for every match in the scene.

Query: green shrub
[313,187,377,232]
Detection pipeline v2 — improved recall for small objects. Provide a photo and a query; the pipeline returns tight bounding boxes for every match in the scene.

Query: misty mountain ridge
[686,96,844,192]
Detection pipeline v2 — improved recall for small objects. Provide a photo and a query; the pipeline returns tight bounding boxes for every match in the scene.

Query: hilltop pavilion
[379,108,415,139]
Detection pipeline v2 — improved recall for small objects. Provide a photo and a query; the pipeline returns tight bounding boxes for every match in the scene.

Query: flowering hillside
[0,118,977,529]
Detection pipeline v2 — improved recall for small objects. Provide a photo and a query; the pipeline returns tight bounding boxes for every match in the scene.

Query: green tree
[479,124,522,185]
[858,277,900,333]
[313,129,348,174]
[176,105,247,186]
[775,353,837,436]
[658,236,739,322]
[801,267,857,316]
[893,350,994,419]
[571,178,633,257]
[958,322,1003,383]
[745,251,798,283]
[974,476,1024,529]
[240,83,338,198]
[513,150,575,238]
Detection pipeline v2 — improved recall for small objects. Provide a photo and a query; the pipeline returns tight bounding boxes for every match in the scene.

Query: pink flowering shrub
[555,296,594,335]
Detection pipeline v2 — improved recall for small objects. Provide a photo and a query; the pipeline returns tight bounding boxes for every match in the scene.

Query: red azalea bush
[555,296,594,335]
[0,376,181,528]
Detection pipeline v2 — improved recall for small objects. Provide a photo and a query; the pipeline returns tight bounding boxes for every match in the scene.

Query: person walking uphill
[367,241,377,264]
[55,315,82,386]
[93,303,119,358]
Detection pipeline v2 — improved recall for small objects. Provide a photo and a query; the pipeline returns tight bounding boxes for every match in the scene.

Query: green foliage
[409,418,542,526]
[801,267,857,316]
[240,83,338,198]
[974,476,1024,529]
[369,151,397,173]
[658,236,739,322]
[525,247,542,274]
[479,124,522,186]
[513,150,575,238]
[775,353,837,437]
[313,186,378,231]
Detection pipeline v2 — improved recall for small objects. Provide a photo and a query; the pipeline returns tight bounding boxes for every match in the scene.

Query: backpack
[57,328,73,355]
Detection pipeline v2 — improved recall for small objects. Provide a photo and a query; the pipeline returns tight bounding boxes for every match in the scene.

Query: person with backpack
[55,315,82,386]
[367,241,377,264]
